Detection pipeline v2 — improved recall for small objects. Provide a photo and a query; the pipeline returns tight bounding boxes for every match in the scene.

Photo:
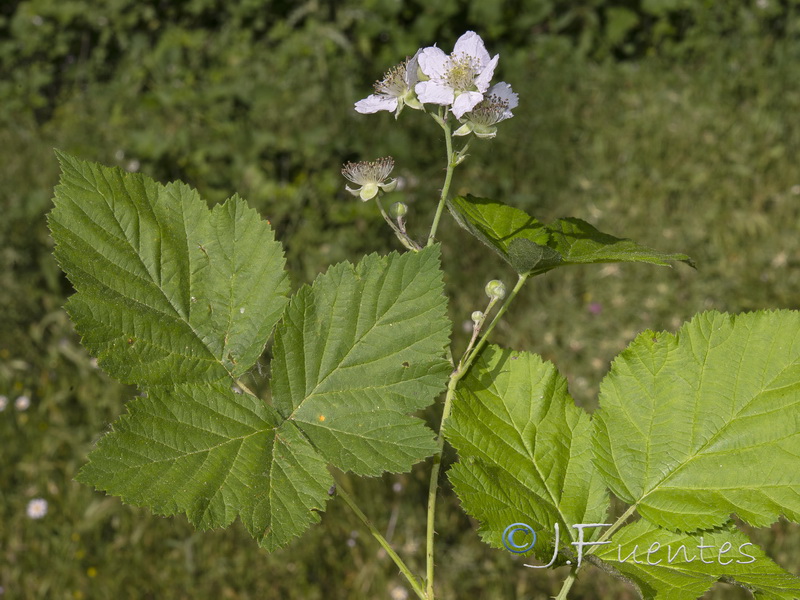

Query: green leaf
[447,195,560,275]
[75,381,334,551]
[51,154,451,550]
[446,345,609,561]
[448,195,693,275]
[75,381,333,549]
[271,247,452,476]
[49,152,290,385]
[593,519,800,599]
[593,310,800,532]
[546,217,693,270]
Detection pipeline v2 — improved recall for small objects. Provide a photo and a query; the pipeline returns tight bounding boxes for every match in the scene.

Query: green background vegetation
[2,0,799,598]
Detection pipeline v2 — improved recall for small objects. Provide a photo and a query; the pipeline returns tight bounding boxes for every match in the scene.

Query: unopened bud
[389,202,408,219]
[471,310,484,322]
[485,280,506,300]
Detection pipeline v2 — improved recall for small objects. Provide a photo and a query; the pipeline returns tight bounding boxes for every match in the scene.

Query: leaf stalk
[335,474,427,600]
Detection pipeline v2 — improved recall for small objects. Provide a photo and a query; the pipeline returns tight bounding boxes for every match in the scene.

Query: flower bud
[389,202,408,219]
[471,310,484,322]
[485,279,506,300]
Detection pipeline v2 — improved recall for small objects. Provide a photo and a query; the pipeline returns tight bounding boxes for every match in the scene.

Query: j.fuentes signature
[503,523,757,568]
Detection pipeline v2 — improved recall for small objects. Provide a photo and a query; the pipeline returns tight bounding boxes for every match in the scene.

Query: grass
[2,22,799,600]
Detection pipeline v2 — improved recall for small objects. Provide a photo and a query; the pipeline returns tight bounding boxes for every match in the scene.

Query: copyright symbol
[502,522,536,554]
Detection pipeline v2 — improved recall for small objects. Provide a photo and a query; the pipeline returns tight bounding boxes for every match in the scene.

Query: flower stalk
[425,273,529,598]
[349,30,527,600]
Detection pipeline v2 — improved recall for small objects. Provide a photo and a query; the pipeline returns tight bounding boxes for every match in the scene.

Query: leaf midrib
[286,258,443,420]
[72,166,235,379]
[639,323,796,501]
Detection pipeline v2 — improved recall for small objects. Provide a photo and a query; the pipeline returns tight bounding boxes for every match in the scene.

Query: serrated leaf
[593,310,800,532]
[51,155,452,550]
[271,247,452,476]
[446,345,609,561]
[75,382,333,551]
[49,152,289,385]
[448,195,692,275]
[593,519,800,599]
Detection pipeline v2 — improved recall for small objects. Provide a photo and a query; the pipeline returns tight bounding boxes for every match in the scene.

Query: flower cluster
[354,31,517,136]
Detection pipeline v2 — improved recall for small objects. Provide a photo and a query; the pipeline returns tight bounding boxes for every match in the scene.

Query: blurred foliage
[2,0,800,598]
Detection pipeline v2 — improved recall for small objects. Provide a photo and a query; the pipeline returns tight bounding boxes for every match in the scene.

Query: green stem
[554,565,579,600]
[424,273,529,598]
[376,195,420,251]
[427,110,455,247]
[335,474,427,600]
[458,298,496,364]
[553,503,639,599]
[587,503,638,550]
[460,273,529,373]
[424,380,456,599]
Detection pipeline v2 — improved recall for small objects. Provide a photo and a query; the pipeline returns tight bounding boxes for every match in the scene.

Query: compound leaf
[52,154,451,550]
[593,519,800,599]
[446,345,609,561]
[448,195,692,276]
[593,310,800,532]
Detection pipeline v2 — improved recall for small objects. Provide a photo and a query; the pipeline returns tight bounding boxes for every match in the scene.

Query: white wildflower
[27,498,48,519]
[15,395,30,411]
[355,51,423,118]
[0,395,7,411]
[341,157,397,201]
[390,586,409,600]
[453,82,518,139]
[415,31,499,119]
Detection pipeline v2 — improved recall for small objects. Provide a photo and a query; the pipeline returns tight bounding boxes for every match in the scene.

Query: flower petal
[405,49,422,86]
[415,81,455,106]
[474,54,499,92]
[355,95,398,114]
[452,91,484,119]
[453,31,490,67]
[418,46,449,79]
[488,82,519,110]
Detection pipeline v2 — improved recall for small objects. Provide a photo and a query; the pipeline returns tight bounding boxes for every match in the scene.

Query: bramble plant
[48,31,800,599]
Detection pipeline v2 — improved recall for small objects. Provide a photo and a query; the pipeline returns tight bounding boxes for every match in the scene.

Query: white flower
[390,586,409,600]
[355,52,423,118]
[415,31,499,119]
[15,395,30,411]
[27,498,48,519]
[453,82,518,139]
[341,157,397,201]
[0,395,7,412]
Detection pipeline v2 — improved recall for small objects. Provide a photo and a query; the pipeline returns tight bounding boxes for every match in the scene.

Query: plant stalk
[376,195,421,251]
[335,474,427,600]
[552,503,640,598]
[554,565,579,600]
[424,273,529,598]
[427,109,455,247]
